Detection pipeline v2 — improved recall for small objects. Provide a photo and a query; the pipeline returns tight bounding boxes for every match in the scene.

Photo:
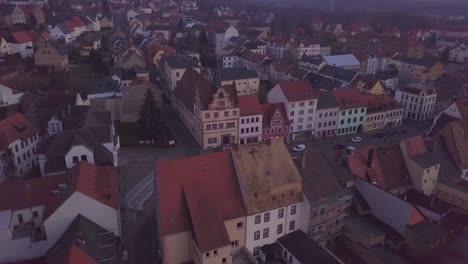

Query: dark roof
[173,68,214,113]
[404,189,451,215]
[306,73,344,91]
[80,78,119,96]
[278,230,341,264]
[47,214,118,264]
[25,106,91,132]
[219,68,258,81]
[300,55,324,65]
[401,56,440,68]
[427,113,459,138]
[297,151,344,204]
[317,91,339,109]
[166,54,199,69]
[318,64,358,83]
[412,152,439,168]
[37,129,114,174]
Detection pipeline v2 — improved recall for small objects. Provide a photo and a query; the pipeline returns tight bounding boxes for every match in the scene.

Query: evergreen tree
[138,88,161,140]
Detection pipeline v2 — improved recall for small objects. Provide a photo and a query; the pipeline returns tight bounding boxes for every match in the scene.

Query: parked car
[350,136,362,143]
[334,144,346,150]
[292,144,306,152]
[396,129,406,134]
[372,133,383,138]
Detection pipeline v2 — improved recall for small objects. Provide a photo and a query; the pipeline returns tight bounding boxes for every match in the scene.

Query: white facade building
[238,95,263,144]
[267,81,318,140]
[219,69,260,96]
[394,83,437,121]
[0,83,24,107]
[164,54,201,91]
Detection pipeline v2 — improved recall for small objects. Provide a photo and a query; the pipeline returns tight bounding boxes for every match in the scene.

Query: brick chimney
[367,148,374,169]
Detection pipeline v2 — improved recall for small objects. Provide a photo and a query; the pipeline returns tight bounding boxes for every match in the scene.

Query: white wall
[221,77,260,96]
[8,133,40,178]
[245,202,307,256]
[0,84,23,107]
[64,145,94,169]
[239,115,263,144]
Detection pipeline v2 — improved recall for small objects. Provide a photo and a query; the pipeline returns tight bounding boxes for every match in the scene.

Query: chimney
[301,150,307,169]
[367,148,374,169]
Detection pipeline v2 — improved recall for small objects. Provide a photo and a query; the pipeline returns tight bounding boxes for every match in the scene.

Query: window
[227,122,235,128]
[264,212,270,222]
[81,155,87,161]
[263,228,269,238]
[290,111,295,116]
[207,124,212,130]
[299,110,304,115]
[222,258,227,263]
[308,108,313,114]
[17,157,21,164]
[231,240,239,247]
[278,208,284,218]
[212,124,218,130]
[291,103,295,108]
[224,111,229,117]
[273,224,283,237]
[253,247,259,256]
[219,123,224,129]
[289,220,295,231]
[255,215,261,224]
[205,113,210,118]
[254,231,260,240]
[309,101,314,106]
[237,222,243,229]
[15,145,18,152]
[213,250,218,256]
[214,112,219,118]
[18,214,23,224]
[73,156,79,163]
[205,252,210,258]
[299,102,305,107]
[21,142,24,148]
[361,108,365,113]
[291,205,296,215]
[233,110,238,116]
[33,211,38,218]
[359,116,364,122]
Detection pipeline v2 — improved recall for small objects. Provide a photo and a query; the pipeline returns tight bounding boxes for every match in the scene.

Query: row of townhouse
[155,139,352,264]
[172,69,291,149]
[266,35,321,60]
[174,71,406,147]
[0,4,45,26]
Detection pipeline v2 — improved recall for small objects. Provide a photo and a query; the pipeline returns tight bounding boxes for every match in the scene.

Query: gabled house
[238,95,263,144]
[0,113,40,182]
[0,162,120,263]
[0,82,24,108]
[267,80,318,140]
[219,68,259,96]
[114,47,146,69]
[6,31,34,58]
[34,40,70,72]
[261,103,289,142]
[400,136,440,195]
[163,54,200,91]
[173,69,239,148]
[50,23,74,43]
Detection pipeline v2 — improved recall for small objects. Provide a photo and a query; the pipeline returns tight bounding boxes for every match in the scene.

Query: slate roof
[323,54,360,67]
[278,231,341,264]
[413,152,439,168]
[318,65,358,83]
[277,80,317,102]
[79,78,119,97]
[401,56,440,68]
[219,68,258,81]
[25,105,90,132]
[166,54,199,69]
[317,91,339,109]
[297,151,344,204]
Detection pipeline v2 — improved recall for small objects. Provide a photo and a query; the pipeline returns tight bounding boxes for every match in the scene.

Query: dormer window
[48,119,63,135]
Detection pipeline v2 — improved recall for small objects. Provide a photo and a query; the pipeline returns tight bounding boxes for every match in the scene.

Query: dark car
[334,144,346,150]
[396,129,406,134]
[373,133,383,138]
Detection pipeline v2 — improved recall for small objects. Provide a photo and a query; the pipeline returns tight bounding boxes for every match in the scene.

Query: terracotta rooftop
[155,151,245,250]
[238,95,262,116]
[277,80,317,102]
[401,135,427,158]
[333,88,368,109]
[0,113,38,152]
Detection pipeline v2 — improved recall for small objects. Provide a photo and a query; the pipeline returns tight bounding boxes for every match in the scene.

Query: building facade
[394,83,437,121]
[261,103,290,142]
[238,95,263,144]
[333,89,367,136]
[267,81,318,140]
[315,92,339,138]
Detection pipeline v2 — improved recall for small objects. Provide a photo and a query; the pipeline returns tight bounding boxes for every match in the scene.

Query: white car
[292,144,306,152]
[350,137,363,143]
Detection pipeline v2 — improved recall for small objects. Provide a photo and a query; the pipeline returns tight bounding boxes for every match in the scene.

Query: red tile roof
[11,31,33,43]
[278,80,316,102]
[65,245,99,264]
[454,100,468,119]
[18,5,37,15]
[71,162,119,210]
[64,21,77,32]
[0,173,69,213]
[0,113,38,152]
[348,145,387,189]
[261,103,289,127]
[71,16,84,27]
[401,135,427,158]
[155,151,245,250]
[238,95,262,116]
[333,88,368,109]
